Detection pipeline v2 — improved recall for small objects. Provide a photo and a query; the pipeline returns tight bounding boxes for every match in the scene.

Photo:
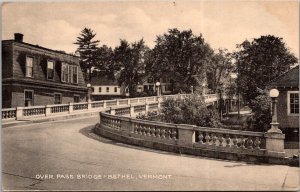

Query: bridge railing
[1,93,218,120]
[96,103,286,164]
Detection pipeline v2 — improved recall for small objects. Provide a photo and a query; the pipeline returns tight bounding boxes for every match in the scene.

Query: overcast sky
[2,1,299,58]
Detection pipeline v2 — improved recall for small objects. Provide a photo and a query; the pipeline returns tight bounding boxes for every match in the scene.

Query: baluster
[147,126,151,136]
[212,133,217,146]
[240,136,246,149]
[254,137,261,149]
[134,124,139,134]
[151,127,156,137]
[172,129,177,140]
[225,134,231,147]
[247,137,254,149]
[155,128,161,138]
[161,129,166,139]
[204,132,211,145]
[198,132,204,144]
[218,134,224,147]
[232,135,238,148]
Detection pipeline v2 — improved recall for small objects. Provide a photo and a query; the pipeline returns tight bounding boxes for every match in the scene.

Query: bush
[161,95,221,127]
[249,94,272,132]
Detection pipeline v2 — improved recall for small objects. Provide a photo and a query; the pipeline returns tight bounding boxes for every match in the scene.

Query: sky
[2,1,299,58]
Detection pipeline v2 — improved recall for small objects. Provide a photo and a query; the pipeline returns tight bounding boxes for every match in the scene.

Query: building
[136,76,172,95]
[90,71,128,100]
[269,65,299,141]
[2,33,87,108]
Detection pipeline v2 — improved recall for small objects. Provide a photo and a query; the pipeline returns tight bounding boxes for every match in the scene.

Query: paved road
[2,116,299,191]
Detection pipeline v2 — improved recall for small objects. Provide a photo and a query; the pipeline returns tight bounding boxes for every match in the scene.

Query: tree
[93,45,115,77]
[146,28,214,93]
[74,28,100,82]
[114,39,147,97]
[207,49,234,93]
[234,35,298,103]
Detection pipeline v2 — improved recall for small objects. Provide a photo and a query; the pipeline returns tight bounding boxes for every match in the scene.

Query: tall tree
[206,49,234,93]
[146,28,214,93]
[114,39,147,97]
[74,28,99,82]
[234,35,298,103]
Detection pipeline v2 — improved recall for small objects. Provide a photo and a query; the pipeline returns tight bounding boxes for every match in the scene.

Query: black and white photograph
[1,0,299,191]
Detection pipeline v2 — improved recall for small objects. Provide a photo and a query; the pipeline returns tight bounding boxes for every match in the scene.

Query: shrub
[249,94,272,132]
[161,95,221,127]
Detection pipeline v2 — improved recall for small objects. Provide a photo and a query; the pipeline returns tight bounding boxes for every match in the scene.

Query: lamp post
[191,86,194,94]
[87,83,91,102]
[230,73,240,118]
[155,82,161,97]
[268,88,282,133]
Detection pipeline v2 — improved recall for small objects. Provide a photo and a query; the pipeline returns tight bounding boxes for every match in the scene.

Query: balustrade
[2,108,16,119]
[106,100,117,107]
[129,98,138,104]
[148,103,158,110]
[101,115,121,130]
[23,106,46,116]
[91,101,104,108]
[118,99,129,105]
[73,103,88,111]
[115,107,130,116]
[51,104,69,113]
[195,128,264,150]
[134,105,145,113]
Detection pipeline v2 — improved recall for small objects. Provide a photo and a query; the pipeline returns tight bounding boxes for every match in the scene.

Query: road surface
[2,116,299,191]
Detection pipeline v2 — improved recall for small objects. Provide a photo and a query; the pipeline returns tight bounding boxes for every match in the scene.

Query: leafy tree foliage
[114,39,147,97]
[161,95,221,127]
[74,28,100,82]
[234,35,298,103]
[146,28,214,93]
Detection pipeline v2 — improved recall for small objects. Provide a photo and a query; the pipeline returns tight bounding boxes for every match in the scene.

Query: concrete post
[69,103,73,114]
[177,125,195,147]
[110,107,115,115]
[130,105,134,117]
[264,132,285,157]
[116,99,120,106]
[103,101,107,109]
[87,101,92,111]
[45,105,51,116]
[145,102,149,115]
[16,107,24,120]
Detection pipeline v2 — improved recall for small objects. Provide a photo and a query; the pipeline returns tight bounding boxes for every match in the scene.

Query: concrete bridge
[2,116,299,191]
[2,94,299,190]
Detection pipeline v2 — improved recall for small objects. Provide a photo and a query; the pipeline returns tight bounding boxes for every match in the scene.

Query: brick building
[269,65,299,141]
[2,33,87,108]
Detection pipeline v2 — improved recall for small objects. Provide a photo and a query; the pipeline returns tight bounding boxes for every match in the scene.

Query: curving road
[2,116,299,191]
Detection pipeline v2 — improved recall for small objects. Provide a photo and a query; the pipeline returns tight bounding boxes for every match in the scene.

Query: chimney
[14,33,23,42]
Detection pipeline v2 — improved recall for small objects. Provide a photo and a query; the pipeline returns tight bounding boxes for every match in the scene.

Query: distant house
[2,33,87,108]
[269,65,299,141]
[136,76,172,95]
[90,71,128,100]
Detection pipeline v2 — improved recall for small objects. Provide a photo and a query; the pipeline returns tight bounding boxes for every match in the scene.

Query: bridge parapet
[2,93,218,120]
[95,103,288,165]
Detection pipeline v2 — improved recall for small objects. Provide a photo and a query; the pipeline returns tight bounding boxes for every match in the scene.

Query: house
[90,71,128,100]
[269,65,299,141]
[2,33,87,108]
[136,76,172,95]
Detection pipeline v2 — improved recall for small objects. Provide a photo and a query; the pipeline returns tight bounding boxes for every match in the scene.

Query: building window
[54,93,62,104]
[25,56,33,77]
[106,87,109,92]
[47,60,54,80]
[74,95,80,103]
[61,63,69,82]
[288,91,299,115]
[99,87,102,92]
[68,65,78,84]
[24,90,34,106]
[114,87,118,92]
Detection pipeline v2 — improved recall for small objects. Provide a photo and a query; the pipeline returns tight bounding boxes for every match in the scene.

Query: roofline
[268,65,299,86]
[2,39,79,58]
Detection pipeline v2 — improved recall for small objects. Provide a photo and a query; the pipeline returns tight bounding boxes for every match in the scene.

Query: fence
[1,94,218,121]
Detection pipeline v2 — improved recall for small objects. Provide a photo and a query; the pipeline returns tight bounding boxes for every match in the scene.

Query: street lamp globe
[230,73,237,79]
[87,83,91,88]
[269,89,279,98]
[155,82,160,87]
